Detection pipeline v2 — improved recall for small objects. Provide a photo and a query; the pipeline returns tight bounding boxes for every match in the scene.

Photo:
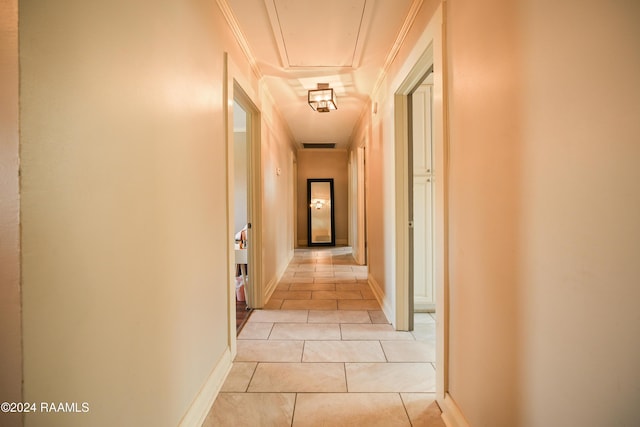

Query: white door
[412,83,435,311]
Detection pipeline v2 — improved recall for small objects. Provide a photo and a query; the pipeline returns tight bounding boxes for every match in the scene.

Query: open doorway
[227,77,263,337]
[232,100,251,332]
[349,142,367,265]
[392,4,447,403]
[224,55,264,357]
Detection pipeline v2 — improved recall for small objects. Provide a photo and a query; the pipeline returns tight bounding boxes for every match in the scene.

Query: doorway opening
[349,143,367,265]
[232,99,251,332]
[408,68,435,326]
[224,55,264,351]
[392,4,447,403]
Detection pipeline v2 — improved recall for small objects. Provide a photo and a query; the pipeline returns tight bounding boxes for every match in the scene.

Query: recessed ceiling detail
[222,0,417,149]
[264,0,371,68]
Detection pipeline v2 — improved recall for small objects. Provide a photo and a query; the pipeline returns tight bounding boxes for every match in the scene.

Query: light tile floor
[203,247,444,427]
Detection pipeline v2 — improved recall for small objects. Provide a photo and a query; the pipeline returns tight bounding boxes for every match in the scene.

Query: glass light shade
[308,88,337,112]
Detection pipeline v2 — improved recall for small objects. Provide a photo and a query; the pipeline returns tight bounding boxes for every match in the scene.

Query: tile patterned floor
[203,247,444,427]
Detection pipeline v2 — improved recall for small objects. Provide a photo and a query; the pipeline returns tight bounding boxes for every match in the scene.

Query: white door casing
[391,4,448,402]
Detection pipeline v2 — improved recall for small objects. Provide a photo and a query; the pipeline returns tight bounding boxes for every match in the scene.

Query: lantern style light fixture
[308,83,337,112]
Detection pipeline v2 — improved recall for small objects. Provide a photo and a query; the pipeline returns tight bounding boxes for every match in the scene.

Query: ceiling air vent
[303,143,336,149]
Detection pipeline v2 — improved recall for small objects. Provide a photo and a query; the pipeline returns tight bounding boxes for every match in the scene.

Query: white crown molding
[370,0,424,100]
[216,0,263,79]
[259,81,299,150]
[217,0,299,149]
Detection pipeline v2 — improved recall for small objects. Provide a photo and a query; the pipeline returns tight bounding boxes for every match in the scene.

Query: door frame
[224,53,263,357]
[356,142,367,265]
[348,143,367,265]
[392,5,448,400]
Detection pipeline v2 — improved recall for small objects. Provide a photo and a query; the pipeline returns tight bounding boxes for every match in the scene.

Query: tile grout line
[379,340,389,362]
[266,322,275,339]
[244,362,259,393]
[290,393,298,427]
[398,392,414,426]
[343,362,349,393]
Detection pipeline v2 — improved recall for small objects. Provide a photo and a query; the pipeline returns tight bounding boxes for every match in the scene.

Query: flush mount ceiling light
[308,83,337,113]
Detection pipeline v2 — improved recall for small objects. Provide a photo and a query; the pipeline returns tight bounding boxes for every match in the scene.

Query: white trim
[178,349,232,427]
[414,298,436,312]
[394,92,411,332]
[355,145,367,265]
[440,393,471,427]
[367,274,393,326]
[370,0,425,100]
[223,52,237,358]
[292,154,298,248]
[264,249,295,302]
[392,4,448,401]
[264,276,278,304]
[224,53,265,360]
[260,82,298,152]
[216,0,262,79]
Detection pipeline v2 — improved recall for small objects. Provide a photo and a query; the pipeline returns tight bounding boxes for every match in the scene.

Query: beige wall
[354,0,640,425]
[446,0,640,425]
[516,0,640,424]
[18,1,291,425]
[296,149,348,246]
[260,104,297,292]
[449,0,640,425]
[0,1,22,426]
[365,106,396,306]
[446,0,523,423]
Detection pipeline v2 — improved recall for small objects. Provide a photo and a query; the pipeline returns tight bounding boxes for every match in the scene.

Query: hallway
[204,248,444,426]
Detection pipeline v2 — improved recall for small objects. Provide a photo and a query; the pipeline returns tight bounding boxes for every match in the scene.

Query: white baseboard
[440,393,470,427]
[265,250,294,302]
[367,274,393,324]
[414,297,436,312]
[178,348,232,427]
[264,276,278,304]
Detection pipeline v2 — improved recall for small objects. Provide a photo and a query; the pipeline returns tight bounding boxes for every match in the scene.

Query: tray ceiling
[222,0,418,149]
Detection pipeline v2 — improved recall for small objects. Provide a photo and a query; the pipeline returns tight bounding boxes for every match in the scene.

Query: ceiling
[222,0,417,149]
